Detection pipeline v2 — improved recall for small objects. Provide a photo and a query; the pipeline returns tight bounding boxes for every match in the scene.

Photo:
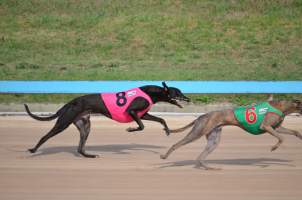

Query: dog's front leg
[141,113,170,136]
[126,110,145,132]
[125,97,150,132]
[261,125,284,151]
[276,126,302,139]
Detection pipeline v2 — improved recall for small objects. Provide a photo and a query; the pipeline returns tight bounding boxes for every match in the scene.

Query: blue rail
[0,81,302,94]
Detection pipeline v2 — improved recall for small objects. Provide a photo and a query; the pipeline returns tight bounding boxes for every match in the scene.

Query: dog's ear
[162,81,169,92]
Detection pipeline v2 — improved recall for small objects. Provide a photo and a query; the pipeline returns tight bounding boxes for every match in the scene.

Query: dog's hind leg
[28,105,80,153]
[196,127,222,170]
[160,122,207,160]
[74,115,98,158]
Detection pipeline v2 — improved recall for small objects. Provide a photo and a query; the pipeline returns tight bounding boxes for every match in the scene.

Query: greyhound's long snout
[181,95,190,102]
[174,96,190,103]
[184,96,190,102]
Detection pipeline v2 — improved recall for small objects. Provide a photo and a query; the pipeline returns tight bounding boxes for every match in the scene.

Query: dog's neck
[269,101,296,115]
[139,86,169,103]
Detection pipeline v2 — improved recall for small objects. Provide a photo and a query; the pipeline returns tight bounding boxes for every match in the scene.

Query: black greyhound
[24,82,190,158]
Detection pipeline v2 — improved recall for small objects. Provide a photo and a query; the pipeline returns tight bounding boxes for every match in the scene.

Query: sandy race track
[0,116,302,200]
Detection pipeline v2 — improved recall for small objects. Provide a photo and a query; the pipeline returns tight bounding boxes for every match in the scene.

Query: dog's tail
[169,119,197,133]
[170,114,209,133]
[24,104,68,121]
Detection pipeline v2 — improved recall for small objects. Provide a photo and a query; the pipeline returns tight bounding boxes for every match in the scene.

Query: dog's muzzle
[177,96,191,102]
[181,96,190,102]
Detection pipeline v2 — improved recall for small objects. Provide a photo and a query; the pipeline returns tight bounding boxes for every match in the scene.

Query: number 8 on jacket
[116,92,127,107]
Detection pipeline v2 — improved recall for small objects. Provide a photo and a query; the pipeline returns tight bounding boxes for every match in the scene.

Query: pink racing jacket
[101,88,153,123]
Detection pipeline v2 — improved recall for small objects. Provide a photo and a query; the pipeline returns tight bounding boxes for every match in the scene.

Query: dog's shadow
[29,143,164,157]
[159,158,294,168]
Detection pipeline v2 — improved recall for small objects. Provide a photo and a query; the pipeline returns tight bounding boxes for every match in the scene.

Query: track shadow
[159,158,294,169]
[28,143,164,157]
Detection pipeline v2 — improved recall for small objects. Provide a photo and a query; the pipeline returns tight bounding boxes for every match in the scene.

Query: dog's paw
[160,154,167,159]
[296,133,302,140]
[205,167,222,171]
[79,151,100,158]
[195,162,221,170]
[28,148,36,153]
[126,127,137,132]
[163,128,170,136]
[86,154,100,158]
[271,145,279,152]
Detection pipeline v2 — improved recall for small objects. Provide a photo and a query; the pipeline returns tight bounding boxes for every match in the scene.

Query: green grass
[0,0,302,104]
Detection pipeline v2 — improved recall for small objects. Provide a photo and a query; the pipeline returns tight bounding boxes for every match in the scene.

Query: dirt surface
[0,116,302,200]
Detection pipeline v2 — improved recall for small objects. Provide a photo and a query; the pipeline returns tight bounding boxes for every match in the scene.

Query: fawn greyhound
[25,82,189,158]
[161,100,302,170]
